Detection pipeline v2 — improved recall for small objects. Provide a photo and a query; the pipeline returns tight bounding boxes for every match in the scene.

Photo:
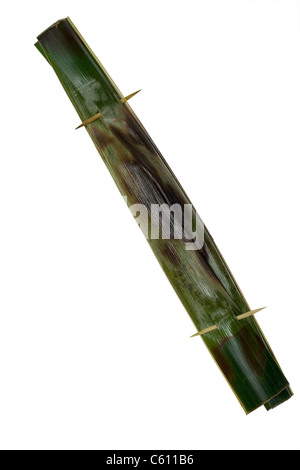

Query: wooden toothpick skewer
[120,89,141,103]
[190,307,267,337]
[76,111,102,130]
[75,90,141,129]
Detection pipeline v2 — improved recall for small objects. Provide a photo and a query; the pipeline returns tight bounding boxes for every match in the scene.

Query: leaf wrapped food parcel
[35,18,292,414]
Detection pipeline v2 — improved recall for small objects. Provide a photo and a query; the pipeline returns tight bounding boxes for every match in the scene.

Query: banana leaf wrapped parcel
[35,18,293,414]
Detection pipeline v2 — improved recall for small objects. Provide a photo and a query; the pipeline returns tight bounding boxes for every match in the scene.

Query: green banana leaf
[35,18,292,414]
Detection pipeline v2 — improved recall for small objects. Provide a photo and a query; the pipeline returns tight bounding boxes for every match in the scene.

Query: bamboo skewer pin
[120,89,141,103]
[76,111,102,129]
[190,307,267,337]
[76,90,141,129]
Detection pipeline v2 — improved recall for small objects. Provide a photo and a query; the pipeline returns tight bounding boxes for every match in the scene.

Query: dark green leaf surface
[36,18,292,413]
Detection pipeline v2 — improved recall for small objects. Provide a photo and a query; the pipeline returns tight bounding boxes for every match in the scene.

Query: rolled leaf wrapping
[36,18,292,414]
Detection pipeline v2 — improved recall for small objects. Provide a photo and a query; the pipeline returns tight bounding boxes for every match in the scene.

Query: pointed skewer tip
[120,89,142,104]
[75,111,102,130]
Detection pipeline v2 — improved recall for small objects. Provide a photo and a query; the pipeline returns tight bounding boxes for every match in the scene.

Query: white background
[0,0,299,450]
